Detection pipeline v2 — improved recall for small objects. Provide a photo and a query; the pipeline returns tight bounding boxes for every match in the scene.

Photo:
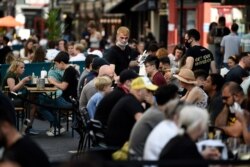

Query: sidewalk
[29,118,79,162]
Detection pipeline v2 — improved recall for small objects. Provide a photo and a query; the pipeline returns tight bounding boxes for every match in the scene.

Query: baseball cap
[131,76,158,91]
[119,69,138,84]
[92,57,109,70]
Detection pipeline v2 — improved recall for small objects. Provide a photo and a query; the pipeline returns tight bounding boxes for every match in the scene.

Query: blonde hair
[94,76,112,91]
[117,26,130,36]
[5,52,16,64]
[178,105,208,135]
[74,43,84,52]
[7,59,24,73]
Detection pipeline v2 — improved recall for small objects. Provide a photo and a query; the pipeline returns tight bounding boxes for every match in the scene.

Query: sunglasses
[222,96,231,100]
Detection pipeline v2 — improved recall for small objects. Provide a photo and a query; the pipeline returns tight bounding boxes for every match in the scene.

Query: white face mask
[116,41,128,50]
[229,102,243,113]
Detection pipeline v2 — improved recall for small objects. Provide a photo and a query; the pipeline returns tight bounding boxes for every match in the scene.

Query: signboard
[25,0,49,5]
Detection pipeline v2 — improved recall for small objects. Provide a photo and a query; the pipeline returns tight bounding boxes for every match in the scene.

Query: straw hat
[173,69,197,84]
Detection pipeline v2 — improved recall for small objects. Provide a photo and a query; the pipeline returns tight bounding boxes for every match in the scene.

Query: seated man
[94,69,138,126]
[39,51,79,136]
[105,76,158,148]
[215,81,246,137]
[144,55,167,86]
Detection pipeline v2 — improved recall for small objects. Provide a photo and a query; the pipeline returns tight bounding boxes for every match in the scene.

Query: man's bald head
[98,65,115,79]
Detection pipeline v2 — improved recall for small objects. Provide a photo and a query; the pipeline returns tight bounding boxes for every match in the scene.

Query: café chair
[3,88,27,131]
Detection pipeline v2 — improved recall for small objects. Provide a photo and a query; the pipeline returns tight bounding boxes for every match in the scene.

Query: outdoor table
[25,85,57,117]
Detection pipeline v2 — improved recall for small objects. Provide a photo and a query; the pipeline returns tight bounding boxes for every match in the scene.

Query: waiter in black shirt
[104,26,138,75]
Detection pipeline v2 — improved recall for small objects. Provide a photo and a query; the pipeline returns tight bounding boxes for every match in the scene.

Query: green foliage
[46,9,63,41]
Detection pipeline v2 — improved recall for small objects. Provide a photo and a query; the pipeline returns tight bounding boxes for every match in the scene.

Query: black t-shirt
[224,65,249,84]
[94,86,127,126]
[159,134,207,167]
[62,66,78,101]
[2,72,19,89]
[186,45,214,74]
[105,94,144,147]
[3,136,51,167]
[104,45,137,75]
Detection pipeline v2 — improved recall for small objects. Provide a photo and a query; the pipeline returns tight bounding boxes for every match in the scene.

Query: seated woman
[2,59,30,93]
[87,76,113,119]
[220,55,239,77]
[173,69,208,108]
[2,59,39,134]
[159,105,220,167]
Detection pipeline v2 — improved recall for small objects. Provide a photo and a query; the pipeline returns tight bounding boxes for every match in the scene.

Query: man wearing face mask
[104,26,138,75]
[215,81,246,138]
[184,29,217,75]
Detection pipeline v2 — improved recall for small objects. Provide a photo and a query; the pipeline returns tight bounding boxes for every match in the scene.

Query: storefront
[168,0,246,52]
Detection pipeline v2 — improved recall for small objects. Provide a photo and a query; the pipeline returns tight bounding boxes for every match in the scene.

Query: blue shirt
[87,92,104,119]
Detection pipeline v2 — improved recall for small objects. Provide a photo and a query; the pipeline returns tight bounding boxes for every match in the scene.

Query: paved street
[28,118,79,163]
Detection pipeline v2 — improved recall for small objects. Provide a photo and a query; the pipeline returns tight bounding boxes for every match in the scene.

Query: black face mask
[0,132,7,148]
[184,40,192,48]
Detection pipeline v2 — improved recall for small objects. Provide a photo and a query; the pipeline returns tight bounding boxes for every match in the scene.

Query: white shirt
[143,120,178,160]
[46,49,60,61]
[69,53,85,61]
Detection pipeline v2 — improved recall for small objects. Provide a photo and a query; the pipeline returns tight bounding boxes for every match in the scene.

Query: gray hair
[178,105,209,135]
[164,99,186,120]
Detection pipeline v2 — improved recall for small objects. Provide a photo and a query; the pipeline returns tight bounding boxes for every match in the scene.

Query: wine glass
[227,137,241,158]
[238,144,250,160]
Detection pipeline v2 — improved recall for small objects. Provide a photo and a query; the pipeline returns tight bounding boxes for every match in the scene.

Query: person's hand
[164,71,172,83]
[22,76,31,83]
[48,77,56,85]
[201,147,221,160]
[129,60,138,67]
[144,93,154,106]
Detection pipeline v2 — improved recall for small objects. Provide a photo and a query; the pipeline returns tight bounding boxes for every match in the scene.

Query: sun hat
[131,76,158,91]
[173,68,197,84]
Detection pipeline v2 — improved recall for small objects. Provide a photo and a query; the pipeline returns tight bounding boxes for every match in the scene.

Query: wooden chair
[3,87,27,130]
[15,107,26,130]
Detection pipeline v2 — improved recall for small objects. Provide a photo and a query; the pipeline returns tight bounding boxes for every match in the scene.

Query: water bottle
[31,72,37,84]
[40,67,47,79]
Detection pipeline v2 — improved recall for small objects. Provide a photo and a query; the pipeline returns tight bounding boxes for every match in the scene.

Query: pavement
[27,118,79,163]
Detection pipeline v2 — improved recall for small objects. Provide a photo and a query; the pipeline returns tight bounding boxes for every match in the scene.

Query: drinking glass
[227,137,241,158]
[238,144,250,160]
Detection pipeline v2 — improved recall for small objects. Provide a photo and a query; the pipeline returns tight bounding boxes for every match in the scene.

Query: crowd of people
[1,16,250,167]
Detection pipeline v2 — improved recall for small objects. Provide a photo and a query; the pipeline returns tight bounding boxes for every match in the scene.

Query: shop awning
[131,0,147,12]
[202,0,250,4]
[106,0,140,13]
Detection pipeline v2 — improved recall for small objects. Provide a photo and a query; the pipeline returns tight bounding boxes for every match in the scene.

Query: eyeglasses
[145,64,153,68]
[222,96,231,100]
